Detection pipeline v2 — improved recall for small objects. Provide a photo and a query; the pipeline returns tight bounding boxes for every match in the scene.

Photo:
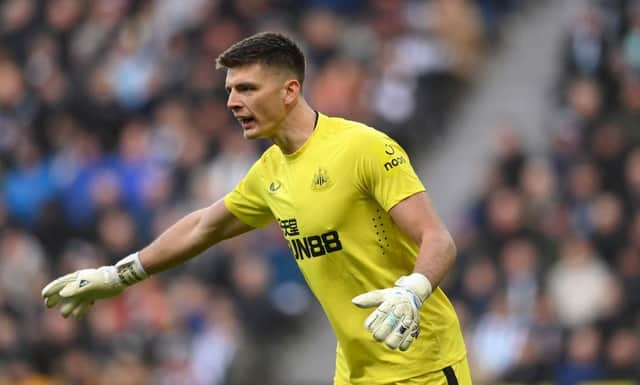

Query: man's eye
[238,85,256,92]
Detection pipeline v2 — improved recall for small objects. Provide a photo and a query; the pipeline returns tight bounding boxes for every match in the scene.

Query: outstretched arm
[42,199,254,318]
[140,199,254,274]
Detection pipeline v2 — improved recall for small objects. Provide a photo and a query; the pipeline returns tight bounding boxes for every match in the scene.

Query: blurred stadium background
[0,0,639,384]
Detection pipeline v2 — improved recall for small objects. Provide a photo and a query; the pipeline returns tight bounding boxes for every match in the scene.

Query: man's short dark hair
[216,32,306,84]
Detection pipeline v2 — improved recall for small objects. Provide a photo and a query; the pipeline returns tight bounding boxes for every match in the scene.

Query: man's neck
[271,99,317,154]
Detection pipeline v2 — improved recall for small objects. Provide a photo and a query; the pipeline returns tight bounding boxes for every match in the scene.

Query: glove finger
[385,317,411,349]
[60,298,82,318]
[41,273,76,297]
[364,300,394,331]
[373,311,400,342]
[399,324,420,351]
[44,293,62,308]
[352,290,387,308]
[364,309,383,332]
[71,301,92,319]
[399,333,415,351]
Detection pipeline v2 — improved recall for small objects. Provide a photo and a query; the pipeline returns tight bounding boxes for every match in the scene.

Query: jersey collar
[283,111,325,161]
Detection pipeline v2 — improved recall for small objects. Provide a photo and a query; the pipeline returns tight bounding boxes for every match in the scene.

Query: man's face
[225,63,289,139]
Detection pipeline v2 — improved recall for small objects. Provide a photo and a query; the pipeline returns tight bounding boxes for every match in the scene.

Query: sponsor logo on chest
[277,217,343,260]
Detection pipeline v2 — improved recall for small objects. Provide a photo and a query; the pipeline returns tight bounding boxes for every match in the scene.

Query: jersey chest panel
[264,150,361,261]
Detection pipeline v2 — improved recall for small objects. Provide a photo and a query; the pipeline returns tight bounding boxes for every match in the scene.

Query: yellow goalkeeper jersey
[224,113,466,384]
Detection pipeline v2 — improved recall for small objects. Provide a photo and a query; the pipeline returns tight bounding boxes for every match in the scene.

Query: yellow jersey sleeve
[355,131,426,211]
[224,158,275,228]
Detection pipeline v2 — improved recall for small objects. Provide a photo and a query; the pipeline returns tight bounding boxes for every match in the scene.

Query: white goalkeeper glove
[41,253,148,319]
[352,273,432,351]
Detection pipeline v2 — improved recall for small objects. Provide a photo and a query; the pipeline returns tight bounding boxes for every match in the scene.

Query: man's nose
[227,91,241,110]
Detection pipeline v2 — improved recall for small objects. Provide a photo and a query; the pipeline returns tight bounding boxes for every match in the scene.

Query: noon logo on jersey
[384,156,406,171]
[383,143,406,171]
[384,144,395,155]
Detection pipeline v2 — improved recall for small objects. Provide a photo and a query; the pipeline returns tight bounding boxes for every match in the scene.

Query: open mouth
[237,116,256,129]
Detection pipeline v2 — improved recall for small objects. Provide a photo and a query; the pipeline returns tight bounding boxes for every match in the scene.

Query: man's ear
[282,79,301,105]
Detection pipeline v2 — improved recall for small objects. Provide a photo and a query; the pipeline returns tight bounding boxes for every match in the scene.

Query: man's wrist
[395,273,433,304]
[114,252,148,286]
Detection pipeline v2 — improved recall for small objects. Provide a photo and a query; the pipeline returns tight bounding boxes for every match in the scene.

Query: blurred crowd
[449,1,640,384]
[0,0,517,384]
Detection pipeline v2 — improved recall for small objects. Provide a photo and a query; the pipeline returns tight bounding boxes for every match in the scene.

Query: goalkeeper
[42,32,471,385]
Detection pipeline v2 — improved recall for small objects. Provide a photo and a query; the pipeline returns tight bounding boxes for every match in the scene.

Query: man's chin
[243,124,272,140]
[243,128,261,140]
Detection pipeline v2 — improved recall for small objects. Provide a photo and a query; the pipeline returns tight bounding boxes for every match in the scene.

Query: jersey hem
[334,352,468,385]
